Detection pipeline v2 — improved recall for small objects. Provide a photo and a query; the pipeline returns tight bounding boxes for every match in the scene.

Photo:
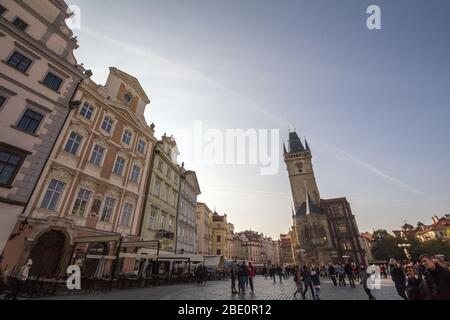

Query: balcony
[156,229,174,240]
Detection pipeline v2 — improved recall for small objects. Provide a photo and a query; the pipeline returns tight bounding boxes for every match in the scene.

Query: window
[137,139,146,154]
[42,72,63,91]
[120,203,134,227]
[80,102,94,120]
[153,179,161,197]
[130,165,140,183]
[166,168,172,179]
[217,249,221,255]
[124,92,132,104]
[342,240,353,251]
[0,149,24,187]
[217,235,221,243]
[160,214,166,230]
[90,144,105,166]
[0,95,6,108]
[337,223,347,234]
[157,160,163,171]
[113,156,126,176]
[64,132,83,155]
[122,129,132,145]
[100,197,115,222]
[7,51,32,73]
[0,5,6,15]
[101,115,114,133]
[12,17,28,31]
[72,188,92,216]
[40,179,65,211]
[148,207,157,229]
[168,217,173,232]
[16,109,43,134]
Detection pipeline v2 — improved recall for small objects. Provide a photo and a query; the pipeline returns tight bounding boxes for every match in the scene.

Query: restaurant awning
[204,255,224,268]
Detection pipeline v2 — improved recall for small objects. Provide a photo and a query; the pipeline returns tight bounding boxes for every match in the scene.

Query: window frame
[40,179,65,212]
[137,139,146,154]
[6,51,33,73]
[120,203,134,227]
[41,71,64,92]
[15,108,44,135]
[79,102,95,120]
[130,164,141,183]
[122,129,133,146]
[12,17,29,31]
[148,206,158,230]
[64,131,83,156]
[101,115,114,134]
[0,144,29,188]
[89,144,106,166]
[100,196,116,223]
[112,156,126,176]
[71,187,92,217]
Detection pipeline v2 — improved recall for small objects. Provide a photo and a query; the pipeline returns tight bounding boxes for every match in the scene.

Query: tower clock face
[295,161,303,172]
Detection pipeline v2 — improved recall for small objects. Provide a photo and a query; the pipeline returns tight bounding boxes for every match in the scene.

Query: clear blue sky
[67,0,450,239]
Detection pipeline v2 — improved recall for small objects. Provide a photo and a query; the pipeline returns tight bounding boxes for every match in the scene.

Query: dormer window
[124,92,132,104]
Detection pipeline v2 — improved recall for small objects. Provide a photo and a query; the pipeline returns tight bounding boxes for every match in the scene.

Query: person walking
[301,265,315,300]
[10,259,32,300]
[405,265,431,300]
[248,262,256,294]
[360,264,376,300]
[277,265,283,283]
[311,268,321,300]
[262,265,268,280]
[328,263,338,287]
[238,261,248,295]
[230,262,238,294]
[344,262,356,288]
[293,268,305,299]
[389,259,407,300]
[336,263,346,287]
[420,254,450,300]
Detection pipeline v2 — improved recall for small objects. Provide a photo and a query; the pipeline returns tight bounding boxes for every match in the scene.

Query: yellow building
[212,213,228,258]
[416,216,450,242]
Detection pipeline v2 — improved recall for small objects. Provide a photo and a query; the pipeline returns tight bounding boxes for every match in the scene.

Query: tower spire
[305,181,310,215]
[305,139,310,152]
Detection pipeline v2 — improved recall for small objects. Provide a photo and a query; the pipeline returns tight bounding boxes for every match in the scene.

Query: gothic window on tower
[333,205,345,217]
[336,223,347,234]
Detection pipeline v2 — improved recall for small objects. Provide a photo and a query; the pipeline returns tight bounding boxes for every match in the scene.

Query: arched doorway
[29,230,66,279]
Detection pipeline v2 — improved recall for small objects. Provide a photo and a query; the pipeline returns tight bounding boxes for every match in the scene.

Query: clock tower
[284,131,338,266]
[284,131,321,209]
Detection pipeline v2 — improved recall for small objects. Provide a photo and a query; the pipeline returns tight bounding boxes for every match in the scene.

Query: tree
[371,229,404,261]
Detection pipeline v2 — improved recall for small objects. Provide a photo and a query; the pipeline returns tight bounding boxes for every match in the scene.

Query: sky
[66,0,450,239]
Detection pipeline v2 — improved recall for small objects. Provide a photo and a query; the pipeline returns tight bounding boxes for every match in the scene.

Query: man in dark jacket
[390,259,407,300]
[420,254,450,300]
[344,262,355,288]
[230,262,238,294]
[238,262,248,295]
[301,265,315,300]
[328,263,337,287]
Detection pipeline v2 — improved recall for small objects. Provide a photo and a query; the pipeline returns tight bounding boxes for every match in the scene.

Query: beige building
[141,135,181,254]
[212,212,228,257]
[176,169,201,254]
[195,202,212,255]
[2,66,157,278]
[0,0,85,252]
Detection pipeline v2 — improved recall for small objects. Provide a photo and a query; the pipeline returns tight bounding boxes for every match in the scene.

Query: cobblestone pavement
[35,276,402,300]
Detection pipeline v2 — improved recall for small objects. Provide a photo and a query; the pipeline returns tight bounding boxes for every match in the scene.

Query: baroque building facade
[2,67,157,278]
[0,0,85,252]
[284,131,365,266]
